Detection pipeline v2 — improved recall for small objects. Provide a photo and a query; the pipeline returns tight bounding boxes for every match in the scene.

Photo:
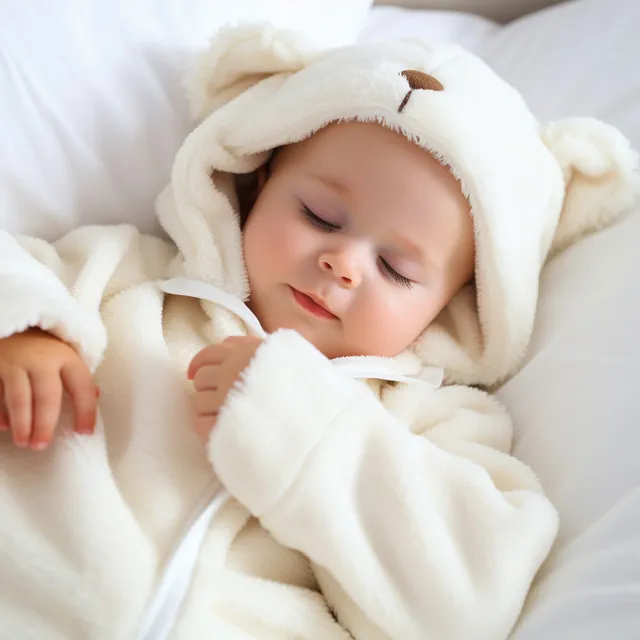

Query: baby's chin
[265,321,409,360]
[257,317,344,359]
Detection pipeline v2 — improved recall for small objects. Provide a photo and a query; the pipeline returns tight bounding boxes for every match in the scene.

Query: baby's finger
[194,389,224,417]
[3,368,32,447]
[193,365,220,391]
[29,372,63,450]
[187,345,227,380]
[60,362,97,435]
[194,414,217,442]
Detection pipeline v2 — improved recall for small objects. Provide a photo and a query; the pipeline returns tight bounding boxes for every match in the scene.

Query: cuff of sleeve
[208,329,358,517]
[0,275,107,371]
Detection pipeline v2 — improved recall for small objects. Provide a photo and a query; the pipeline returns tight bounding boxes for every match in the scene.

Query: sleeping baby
[0,25,638,640]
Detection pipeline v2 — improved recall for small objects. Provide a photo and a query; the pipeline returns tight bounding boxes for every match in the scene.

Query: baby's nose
[319,251,363,289]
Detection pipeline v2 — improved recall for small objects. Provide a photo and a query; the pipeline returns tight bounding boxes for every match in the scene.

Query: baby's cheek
[246,222,292,276]
[378,296,433,355]
[346,296,412,357]
[277,227,308,257]
[280,221,320,257]
[252,213,305,263]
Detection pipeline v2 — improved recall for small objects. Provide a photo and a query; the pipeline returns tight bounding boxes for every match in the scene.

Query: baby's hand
[0,329,99,450]
[187,336,263,441]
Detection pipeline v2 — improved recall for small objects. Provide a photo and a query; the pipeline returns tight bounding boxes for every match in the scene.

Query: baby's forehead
[274,120,440,175]
[290,120,398,150]
[277,122,462,203]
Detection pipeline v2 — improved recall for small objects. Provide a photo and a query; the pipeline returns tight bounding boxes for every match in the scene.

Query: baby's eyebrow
[387,233,436,272]
[391,233,431,264]
[313,174,351,197]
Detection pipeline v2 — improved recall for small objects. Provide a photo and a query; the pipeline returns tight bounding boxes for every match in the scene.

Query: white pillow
[0,0,372,240]
[358,5,499,50]
[476,0,640,151]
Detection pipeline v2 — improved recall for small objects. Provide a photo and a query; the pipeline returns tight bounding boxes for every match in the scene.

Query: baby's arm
[0,227,173,449]
[0,230,108,369]
[206,330,558,640]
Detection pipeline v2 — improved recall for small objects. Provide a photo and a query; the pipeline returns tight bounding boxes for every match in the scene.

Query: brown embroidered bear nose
[398,69,444,113]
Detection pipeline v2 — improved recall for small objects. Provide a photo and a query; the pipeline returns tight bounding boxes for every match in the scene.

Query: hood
[156,24,640,387]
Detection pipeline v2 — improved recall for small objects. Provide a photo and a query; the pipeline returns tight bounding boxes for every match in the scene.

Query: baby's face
[242,121,474,359]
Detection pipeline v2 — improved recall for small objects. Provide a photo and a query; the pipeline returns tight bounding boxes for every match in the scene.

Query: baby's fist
[187,336,262,441]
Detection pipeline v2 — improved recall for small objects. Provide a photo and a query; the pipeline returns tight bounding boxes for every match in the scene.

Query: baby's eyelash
[302,205,340,232]
[379,257,413,289]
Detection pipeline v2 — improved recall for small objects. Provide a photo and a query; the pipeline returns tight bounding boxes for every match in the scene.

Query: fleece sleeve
[0,227,171,370]
[208,329,559,640]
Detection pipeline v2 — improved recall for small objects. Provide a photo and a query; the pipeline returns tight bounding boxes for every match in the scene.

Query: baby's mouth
[290,287,337,320]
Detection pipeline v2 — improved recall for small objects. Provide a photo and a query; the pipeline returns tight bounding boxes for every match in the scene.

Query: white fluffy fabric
[0,216,559,638]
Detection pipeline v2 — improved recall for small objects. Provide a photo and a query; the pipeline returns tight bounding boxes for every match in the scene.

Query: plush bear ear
[185,23,320,122]
[541,117,640,254]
